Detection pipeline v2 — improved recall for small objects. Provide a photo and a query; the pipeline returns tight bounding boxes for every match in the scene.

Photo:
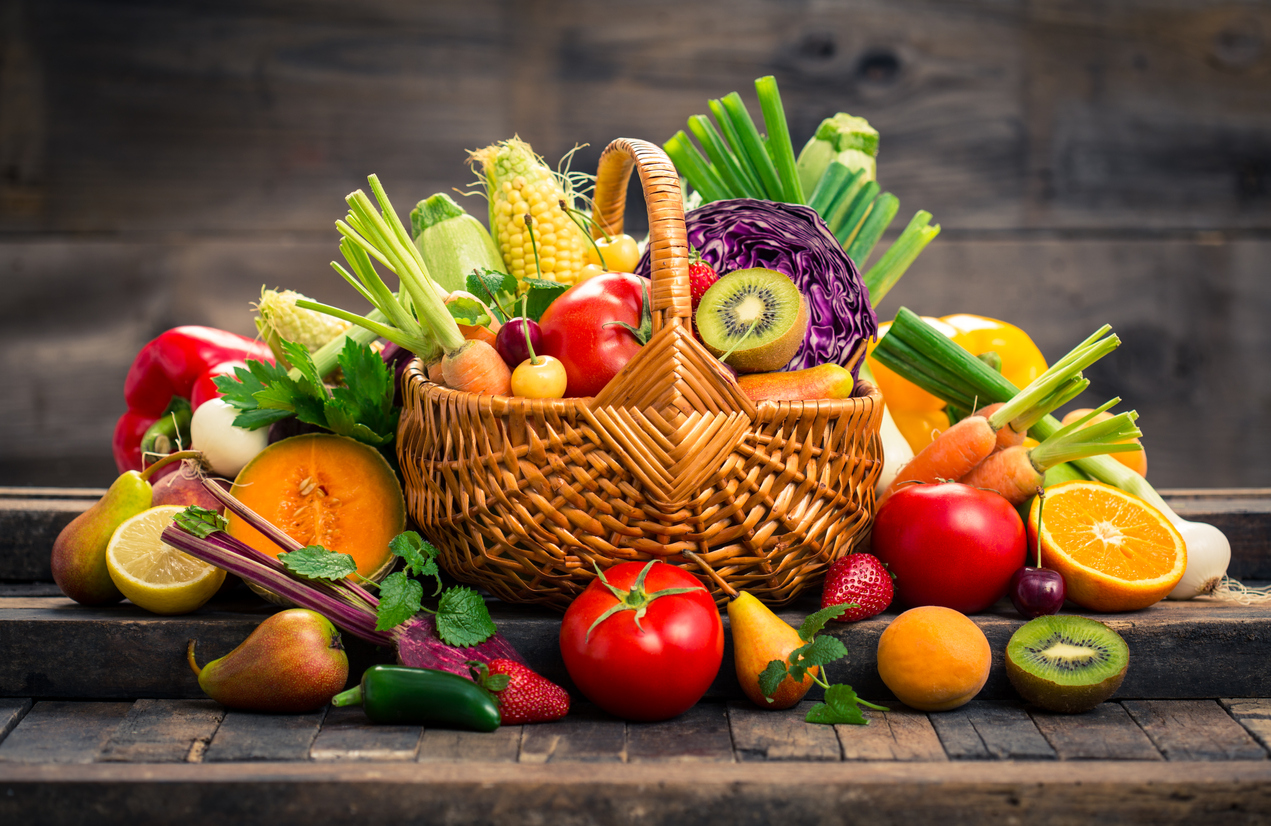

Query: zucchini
[410,193,504,295]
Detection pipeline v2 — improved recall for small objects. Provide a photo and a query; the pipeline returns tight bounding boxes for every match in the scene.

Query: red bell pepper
[112,327,274,473]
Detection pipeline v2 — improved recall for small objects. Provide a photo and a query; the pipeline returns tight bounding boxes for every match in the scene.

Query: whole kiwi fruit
[694,268,809,373]
[1005,614,1129,713]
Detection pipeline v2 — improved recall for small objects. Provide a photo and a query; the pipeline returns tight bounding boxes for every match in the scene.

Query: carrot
[880,415,997,502]
[441,339,512,396]
[426,359,446,385]
[973,402,1026,450]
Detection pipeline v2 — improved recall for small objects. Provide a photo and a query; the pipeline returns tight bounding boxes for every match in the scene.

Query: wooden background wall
[2,0,1269,489]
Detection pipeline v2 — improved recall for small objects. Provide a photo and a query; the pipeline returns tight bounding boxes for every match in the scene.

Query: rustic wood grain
[308,705,420,762]
[625,702,734,763]
[1221,699,1271,754]
[0,699,33,746]
[728,701,842,762]
[417,724,523,764]
[1123,699,1269,761]
[0,701,131,763]
[99,699,224,763]
[1029,702,1163,761]
[203,708,327,763]
[518,703,626,763]
[930,701,1056,760]
[836,705,947,761]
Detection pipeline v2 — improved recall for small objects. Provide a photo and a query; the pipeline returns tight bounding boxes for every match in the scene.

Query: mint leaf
[758,659,791,701]
[388,532,441,593]
[375,571,423,631]
[466,268,517,321]
[522,278,569,321]
[786,635,848,683]
[435,586,497,647]
[798,604,847,641]
[279,545,358,581]
[804,683,874,726]
[174,506,228,538]
[447,296,492,327]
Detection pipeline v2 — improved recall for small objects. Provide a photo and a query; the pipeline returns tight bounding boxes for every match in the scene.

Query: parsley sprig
[277,530,496,648]
[757,604,888,725]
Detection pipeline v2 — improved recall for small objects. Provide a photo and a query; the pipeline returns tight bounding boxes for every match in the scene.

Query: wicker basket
[397,137,884,609]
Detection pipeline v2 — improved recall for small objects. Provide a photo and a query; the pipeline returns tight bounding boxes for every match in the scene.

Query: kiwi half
[1005,615,1129,713]
[695,268,809,373]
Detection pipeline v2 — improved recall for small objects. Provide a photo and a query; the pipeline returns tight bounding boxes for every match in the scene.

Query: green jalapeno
[332,664,500,731]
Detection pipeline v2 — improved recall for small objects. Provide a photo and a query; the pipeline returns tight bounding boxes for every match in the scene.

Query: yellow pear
[728,591,815,709]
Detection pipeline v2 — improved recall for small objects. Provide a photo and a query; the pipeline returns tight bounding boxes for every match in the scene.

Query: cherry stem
[521,294,540,365]
[1034,486,1046,568]
[524,213,543,279]
[560,200,608,266]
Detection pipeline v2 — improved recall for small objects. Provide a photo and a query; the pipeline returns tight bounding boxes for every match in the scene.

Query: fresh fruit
[876,606,991,712]
[871,483,1027,614]
[1061,408,1147,476]
[188,608,348,713]
[511,354,568,399]
[478,658,571,725]
[149,457,230,512]
[587,233,641,273]
[737,363,855,402]
[538,271,652,398]
[820,553,893,622]
[106,505,227,614]
[1005,614,1129,713]
[728,592,815,709]
[1027,480,1186,612]
[495,316,543,369]
[695,268,810,373]
[688,252,719,339]
[226,434,405,581]
[1009,566,1067,619]
[560,561,723,722]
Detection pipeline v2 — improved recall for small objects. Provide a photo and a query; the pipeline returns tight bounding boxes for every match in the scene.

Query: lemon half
[106,505,226,615]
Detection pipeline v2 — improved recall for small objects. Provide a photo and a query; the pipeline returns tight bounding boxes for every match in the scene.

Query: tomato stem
[585,561,702,641]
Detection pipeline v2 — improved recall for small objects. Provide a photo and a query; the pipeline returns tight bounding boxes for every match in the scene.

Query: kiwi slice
[1005,615,1129,713]
[695,268,809,373]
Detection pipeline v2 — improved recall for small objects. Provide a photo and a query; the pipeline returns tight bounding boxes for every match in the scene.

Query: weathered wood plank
[518,703,626,763]
[728,701,841,762]
[1029,702,1163,761]
[930,701,1055,760]
[0,701,131,763]
[836,706,947,762]
[99,699,224,763]
[625,702,733,763]
[416,724,523,764]
[203,708,326,763]
[1123,700,1268,761]
[308,705,420,762]
[1220,699,1271,755]
[0,699,33,746]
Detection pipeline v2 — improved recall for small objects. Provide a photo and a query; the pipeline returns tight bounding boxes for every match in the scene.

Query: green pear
[50,451,199,605]
[728,592,816,710]
[188,609,349,713]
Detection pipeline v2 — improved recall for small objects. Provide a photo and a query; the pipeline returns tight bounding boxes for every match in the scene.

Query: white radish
[190,398,269,478]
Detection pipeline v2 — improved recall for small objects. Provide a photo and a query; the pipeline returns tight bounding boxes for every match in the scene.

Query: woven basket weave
[397,137,883,609]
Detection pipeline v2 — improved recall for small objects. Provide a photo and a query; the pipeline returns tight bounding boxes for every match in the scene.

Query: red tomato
[538,272,650,398]
[871,482,1026,614]
[560,561,723,722]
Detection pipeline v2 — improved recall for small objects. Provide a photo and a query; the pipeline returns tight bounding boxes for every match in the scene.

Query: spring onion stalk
[1029,399,1143,471]
[664,131,730,203]
[719,92,785,201]
[754,75,804,204]
[845,192,899,267]
[863,212,941,305]
[707,98,765,196]
[688,115,760,200]
[808,162,861,218]
[831,181,880,247]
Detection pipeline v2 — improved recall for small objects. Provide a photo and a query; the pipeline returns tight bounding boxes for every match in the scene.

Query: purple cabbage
[636,198,877,375]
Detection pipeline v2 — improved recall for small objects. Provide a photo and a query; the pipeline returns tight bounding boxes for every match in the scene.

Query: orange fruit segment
[876,606,991,712]
[1029,480,1185,612]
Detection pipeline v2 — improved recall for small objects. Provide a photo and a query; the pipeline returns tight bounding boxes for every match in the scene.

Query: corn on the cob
[469,137,590,288]
[255,287,353,367]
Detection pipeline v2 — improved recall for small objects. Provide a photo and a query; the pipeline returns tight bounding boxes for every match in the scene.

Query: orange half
[1028,480,1185,612]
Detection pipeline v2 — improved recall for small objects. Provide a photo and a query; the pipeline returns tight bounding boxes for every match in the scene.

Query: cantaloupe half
[227,434,404,581]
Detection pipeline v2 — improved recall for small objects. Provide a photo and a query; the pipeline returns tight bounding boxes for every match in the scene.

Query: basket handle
[591,138,691,332]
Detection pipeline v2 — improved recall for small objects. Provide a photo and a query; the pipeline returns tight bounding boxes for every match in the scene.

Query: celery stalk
[707,99,765,196]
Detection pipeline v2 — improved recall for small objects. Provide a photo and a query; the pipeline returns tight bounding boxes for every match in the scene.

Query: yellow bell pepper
[866,314,1048,451]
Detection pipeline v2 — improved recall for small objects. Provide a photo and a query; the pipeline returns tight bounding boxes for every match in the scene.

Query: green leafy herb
[521,278,570,321]
[435,586,498,647]
[758,602,886,725]
[279,546,358,581]
[465,268,567,323]
[389,531,442,595]
[375,571,424,632]
[468,661,511,694]
[446,295,493,327]
[174,506,228,539]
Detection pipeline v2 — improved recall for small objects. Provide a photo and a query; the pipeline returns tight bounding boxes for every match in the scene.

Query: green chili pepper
[332,664,501,731]
[140,397,193,458]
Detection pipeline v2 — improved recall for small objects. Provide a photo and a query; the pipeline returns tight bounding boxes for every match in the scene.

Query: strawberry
[475,658,570,725]
[820,553,894,622]
[687,250,718,332]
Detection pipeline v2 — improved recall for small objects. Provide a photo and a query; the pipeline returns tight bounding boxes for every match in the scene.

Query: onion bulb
[875,399,914,498]
[1166,518,1231,600]
[190,398,269,479]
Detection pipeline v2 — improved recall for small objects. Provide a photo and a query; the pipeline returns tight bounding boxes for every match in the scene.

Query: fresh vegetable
[736,363,855,402]
[472,659,571,725]
[859,361,916,496]
[636,198,875,375]
[469,138,591,288]
[820,553,894,622]
[254,288,353,369]
[409,192,505,295]
[872,482,1027,614]
[1061,407,1147,476]
[113,326,276,473]
[139,397,193,459]
[538,272,652,398]
[165,490,525,677]
[795,113,879,195]
[189,397,270,478]
[559,561,723,722]
[1008,489,1067,618]
[332,664,500,731]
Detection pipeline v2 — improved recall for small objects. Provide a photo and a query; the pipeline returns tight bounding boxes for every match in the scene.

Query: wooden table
[1,488,1269,824]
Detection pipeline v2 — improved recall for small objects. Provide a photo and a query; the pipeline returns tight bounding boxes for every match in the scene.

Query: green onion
[754,75,804,204]
[862,212,941,305]
[664,131,729,203]
[845,192,899,267]
[707,99,765,196]
[720,92,784,201]
[831,180,880,246]
[808,162,862,220]
[687,115,759,199]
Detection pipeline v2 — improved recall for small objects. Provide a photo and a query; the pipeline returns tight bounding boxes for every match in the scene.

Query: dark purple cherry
[495,317,542,368]
[1008,566,1066,618]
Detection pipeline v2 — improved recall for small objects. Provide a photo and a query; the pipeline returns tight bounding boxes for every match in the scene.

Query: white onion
[1166,517,1232,600]
[190,398,269,479]
[874,399,915,498]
